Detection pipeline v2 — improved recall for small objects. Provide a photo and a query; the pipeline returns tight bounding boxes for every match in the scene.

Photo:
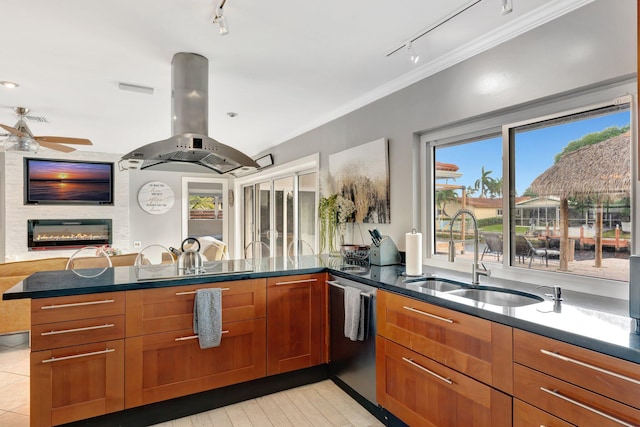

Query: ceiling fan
[0,107,92,153]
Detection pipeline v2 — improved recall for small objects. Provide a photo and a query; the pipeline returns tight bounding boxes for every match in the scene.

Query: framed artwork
[329,138,390,223]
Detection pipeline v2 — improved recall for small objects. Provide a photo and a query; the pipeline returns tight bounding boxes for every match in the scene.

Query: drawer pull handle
[402,357,453,385]
[540,387,634,427]
[402,306,454,324]
[42,348,115,363]
[174,330,229,341]
[275,278,318,286]
[41,323,115,336]
[540,349,640,386]
[175,288,230,296]
[41,299,115,309]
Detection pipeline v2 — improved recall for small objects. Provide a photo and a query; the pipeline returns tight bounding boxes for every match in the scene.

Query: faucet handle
[537,285,562,301]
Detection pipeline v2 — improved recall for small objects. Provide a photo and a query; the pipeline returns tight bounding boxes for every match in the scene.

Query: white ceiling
[0,0,593,158]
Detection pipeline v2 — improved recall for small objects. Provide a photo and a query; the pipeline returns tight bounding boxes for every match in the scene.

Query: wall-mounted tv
[24,158,114,205]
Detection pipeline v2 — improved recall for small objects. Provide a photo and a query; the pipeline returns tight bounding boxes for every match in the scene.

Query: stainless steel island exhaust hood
[120,52,259,174]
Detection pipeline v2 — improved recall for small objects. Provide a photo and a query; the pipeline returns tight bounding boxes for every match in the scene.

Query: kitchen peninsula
[4,256,640,426]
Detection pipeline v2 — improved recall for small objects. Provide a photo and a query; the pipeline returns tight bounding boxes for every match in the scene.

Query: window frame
[420,81,637,299]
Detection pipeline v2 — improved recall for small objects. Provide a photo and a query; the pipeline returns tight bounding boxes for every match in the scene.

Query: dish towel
[344,286,365,341]
[193,288,222,349]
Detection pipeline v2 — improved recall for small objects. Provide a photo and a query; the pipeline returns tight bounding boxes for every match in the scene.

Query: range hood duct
[121,52,258,174]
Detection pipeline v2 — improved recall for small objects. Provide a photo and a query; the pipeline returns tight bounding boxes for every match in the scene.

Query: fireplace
[28,219,112,250]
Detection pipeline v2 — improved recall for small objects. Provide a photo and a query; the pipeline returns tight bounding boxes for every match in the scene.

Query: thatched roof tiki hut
[529,131,630,270]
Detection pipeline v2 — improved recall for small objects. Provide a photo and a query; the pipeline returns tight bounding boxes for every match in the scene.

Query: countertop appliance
[328,275,379,415]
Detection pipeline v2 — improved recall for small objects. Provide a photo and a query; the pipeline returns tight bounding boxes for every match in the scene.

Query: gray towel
[193,288,222,349]
[344,286,365,341]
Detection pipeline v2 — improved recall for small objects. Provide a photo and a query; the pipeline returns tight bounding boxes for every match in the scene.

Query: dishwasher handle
[327,280,374,298]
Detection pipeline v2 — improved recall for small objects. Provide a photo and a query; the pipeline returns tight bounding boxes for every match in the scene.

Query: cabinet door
[266,273,326,375]
[513,399,575,427]
[126,278,266,337]
[376,336,511,427]
[31,340,125,427]
[377,290,513,392]
[514,363,640,426]
[125,318,266,408]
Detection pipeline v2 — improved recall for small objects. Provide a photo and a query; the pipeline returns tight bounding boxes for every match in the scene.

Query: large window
[508,102,631,281]
[428,97,633,284]
[433,136,502,262]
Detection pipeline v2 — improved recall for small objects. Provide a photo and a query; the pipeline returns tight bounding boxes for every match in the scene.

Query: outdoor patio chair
[516,235,560,268]
[481,233,503,261]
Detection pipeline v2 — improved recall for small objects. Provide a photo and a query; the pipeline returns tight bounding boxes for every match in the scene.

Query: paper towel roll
[405,231,422,276]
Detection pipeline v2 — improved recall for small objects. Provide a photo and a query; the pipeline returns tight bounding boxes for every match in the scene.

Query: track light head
[501,0,513,15]
[213,2,229,36]
[407,41,420,64]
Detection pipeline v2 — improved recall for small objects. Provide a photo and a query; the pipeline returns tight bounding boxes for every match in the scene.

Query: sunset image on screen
[27,160,112,203]
[29,160,111,182]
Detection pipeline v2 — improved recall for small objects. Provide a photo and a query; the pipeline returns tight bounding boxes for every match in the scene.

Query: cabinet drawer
[514,329,640,410]
[126,278,266,337]
[377,290,512,392]
[376,336,511,427]
[514,363,640,426]
[31,292,125,325]
[125,317,266,408]
[32,315,125,351]
[266,273,324,288]
[513,398,575,427]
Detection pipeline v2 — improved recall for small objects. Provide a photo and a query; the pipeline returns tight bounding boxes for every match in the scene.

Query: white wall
[253,0,637,251]
[1,150,129,261]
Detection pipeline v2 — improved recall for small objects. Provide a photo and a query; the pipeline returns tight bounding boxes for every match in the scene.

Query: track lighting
[213,0,229,36]
[501,0,513,15]
[407,42,420,64]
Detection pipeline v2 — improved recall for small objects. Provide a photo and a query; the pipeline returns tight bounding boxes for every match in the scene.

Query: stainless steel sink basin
[446,288,544,307]
[404,277,465,293]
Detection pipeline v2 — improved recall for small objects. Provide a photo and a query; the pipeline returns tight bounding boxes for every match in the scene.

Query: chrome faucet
[448,209,490,285]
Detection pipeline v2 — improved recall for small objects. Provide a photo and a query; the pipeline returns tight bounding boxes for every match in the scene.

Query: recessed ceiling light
[0,81,19,88]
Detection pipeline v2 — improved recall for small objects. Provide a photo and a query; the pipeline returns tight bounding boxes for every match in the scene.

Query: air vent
[24,115,48,123]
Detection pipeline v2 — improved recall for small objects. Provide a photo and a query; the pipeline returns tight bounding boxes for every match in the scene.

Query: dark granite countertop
[4,255,639,365]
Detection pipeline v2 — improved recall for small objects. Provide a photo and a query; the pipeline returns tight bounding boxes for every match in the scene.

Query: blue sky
[436,110,631,196]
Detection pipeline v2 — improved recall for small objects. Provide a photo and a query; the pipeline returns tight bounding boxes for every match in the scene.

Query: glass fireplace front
[28,219,112,250]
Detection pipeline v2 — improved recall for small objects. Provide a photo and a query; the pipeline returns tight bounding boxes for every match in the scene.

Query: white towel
[193,288,222,349]
[344,286,365,341]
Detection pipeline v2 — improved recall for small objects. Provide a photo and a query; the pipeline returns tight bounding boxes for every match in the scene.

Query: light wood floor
[0,333,383,427]
[151,380,383,427]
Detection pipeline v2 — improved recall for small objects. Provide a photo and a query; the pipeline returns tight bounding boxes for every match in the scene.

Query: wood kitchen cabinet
[376,290,513,427]
[124,279,267,407]
[376,336,511,427]
[513,328,640,426]
[513,399,575,427]
[30,292,126,427]
[125,318,266,407]
[266,273,327,375]
[377,290,513,392]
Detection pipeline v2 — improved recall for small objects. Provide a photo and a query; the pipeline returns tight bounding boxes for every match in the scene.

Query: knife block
[370,237,402,266]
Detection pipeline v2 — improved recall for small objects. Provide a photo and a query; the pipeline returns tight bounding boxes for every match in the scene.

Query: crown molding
[271,0,595,149]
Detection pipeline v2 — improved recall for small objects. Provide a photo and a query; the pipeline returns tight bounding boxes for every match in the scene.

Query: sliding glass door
[242,171,317,259]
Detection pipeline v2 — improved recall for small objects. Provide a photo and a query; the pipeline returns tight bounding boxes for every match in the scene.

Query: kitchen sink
[446,288,544,307]
[404,277,465,293]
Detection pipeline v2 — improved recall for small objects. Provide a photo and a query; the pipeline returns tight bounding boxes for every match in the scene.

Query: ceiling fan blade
[35,136,92,145]
[0,124,26,137]
[38,140,76,153]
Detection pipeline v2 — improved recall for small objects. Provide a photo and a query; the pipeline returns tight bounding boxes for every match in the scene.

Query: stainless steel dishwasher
[327,275,377,410]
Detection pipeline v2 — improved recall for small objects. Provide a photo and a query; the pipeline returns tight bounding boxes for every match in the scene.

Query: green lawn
[479,224,528,234]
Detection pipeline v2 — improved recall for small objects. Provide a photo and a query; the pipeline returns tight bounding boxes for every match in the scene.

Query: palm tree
[474,166,496,198]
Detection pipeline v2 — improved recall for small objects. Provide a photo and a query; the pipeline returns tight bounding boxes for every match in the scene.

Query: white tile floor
[0,332,383,427]
[0,333,30,427]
